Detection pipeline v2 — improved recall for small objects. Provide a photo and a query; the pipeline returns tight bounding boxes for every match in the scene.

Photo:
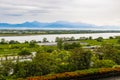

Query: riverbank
[0,33,120,42]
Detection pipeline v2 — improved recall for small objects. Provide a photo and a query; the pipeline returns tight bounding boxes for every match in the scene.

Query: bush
[27,67,120,80]
[14,61,36,78]
[93,60,116,68]
[96,37,103,42]
[63,42,81,50]
[18,49,31,56]
[9,40,20,44]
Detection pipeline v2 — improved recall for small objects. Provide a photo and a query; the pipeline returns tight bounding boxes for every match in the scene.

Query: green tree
[55,37,59,42]
[51,50,72,73]
[88,36,92,40]
[0,61,14,79]
[24,41,29,44]
[0,38,7,44]
[110,51,120,65]
[109,36,114,39]
[63,42,81,50]
[97,44,116,60]
[70,36,75,41]
[117,38,120,44]
[96,43,120,65]
[33,52,57,75]
[70,48,92,70]
[13,61,36,78]
[115,36,120,39]
[9,40,20,44]
[96,37,103,42]
[29,40,37,48]
[42,37,48,43]
[57,38,63,50]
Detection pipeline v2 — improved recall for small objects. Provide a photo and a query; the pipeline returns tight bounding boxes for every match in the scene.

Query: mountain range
[0,21,119,30]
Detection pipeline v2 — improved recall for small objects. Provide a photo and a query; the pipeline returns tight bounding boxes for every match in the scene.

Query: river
[0,33,120,42]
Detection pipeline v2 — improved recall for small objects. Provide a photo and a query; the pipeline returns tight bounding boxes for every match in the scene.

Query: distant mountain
[0,21,97,29]
[0,21,120,30]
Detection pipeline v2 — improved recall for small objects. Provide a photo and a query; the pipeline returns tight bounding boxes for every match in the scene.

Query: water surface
[0,33,120,42]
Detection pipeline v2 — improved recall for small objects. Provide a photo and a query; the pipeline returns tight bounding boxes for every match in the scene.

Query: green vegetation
[18,49,31,56]
[27,67,120,80]
[93,60,116,68]
[1,36,120,79]
[0,43,37,56]
[2,62,120,80]
[0,30,120,36]
[82,38,118,45]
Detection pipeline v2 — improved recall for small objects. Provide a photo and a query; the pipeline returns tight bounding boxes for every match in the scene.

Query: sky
[0,0,120,26]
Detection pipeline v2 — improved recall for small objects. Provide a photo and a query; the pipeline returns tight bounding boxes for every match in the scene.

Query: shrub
[18,49,31,56]
[96,37,103,42]
[26,67,120,80]
[93,60,116,68]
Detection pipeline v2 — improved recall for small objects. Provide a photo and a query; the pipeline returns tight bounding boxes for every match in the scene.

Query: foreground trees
[96,43,120,65]
[57,38,63,50]
[1,41,120,79]
[70,48,92,70]
[33,52,57,75]
[0,61,14,80]
[0,46,94,79]
[14,61,34,78]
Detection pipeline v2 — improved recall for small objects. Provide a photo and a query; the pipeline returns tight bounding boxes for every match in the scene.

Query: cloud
[29,10,50,14]
[4,14,23,16]
[0,0,120,26]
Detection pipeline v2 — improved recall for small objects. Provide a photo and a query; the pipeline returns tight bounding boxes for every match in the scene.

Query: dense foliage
[26,67,120,80]
[1,36,120,79]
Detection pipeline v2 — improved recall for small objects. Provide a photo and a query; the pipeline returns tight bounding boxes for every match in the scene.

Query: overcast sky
[0,0,120,26]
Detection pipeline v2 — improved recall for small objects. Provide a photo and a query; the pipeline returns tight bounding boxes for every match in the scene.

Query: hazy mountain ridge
[0,21,119,30]
[0,21,96,28]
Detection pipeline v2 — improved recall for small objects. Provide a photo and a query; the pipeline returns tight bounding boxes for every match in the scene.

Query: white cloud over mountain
[0,0,120,26]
